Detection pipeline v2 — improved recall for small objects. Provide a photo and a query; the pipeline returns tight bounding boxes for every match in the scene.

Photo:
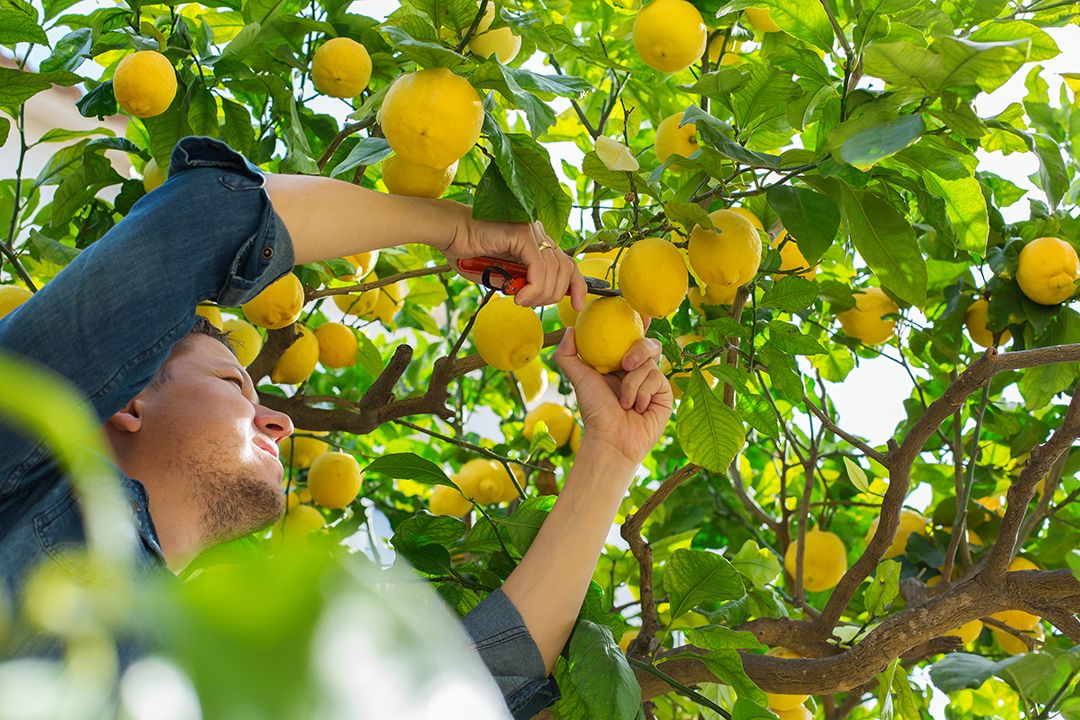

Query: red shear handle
[456,257,530,294]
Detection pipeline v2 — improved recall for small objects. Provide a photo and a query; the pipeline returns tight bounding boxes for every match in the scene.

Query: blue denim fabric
[0,137,557,716]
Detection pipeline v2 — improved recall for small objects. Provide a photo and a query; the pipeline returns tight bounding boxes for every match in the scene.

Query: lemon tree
[4,0,1080,718]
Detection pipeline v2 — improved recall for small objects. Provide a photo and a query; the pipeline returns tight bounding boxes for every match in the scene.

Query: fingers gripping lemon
[473,296,544,372]
[574,297,645,374]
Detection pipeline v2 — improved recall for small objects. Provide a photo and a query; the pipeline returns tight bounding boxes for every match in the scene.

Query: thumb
[553,328,592,385]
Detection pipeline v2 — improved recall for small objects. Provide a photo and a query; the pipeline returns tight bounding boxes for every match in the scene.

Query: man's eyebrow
[218,364,259,403]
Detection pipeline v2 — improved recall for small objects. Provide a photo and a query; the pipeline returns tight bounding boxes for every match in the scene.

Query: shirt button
[262,246,274,259]
[131,501,140,513]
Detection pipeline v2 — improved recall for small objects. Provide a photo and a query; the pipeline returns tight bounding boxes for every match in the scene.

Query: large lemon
[472,296,543,371]
[315,322,358,369]
[773,230,816,279]
[342,250,378,280]
[333,282,379,317]
[280,433,329,470]
[837,287,898,345]
[382,155,458,198]
[0,285,31,320]
[469,27,521,63]
[368,279,407,326]
[965,298,1010,348]
[575,297,645,374]
[378,68,484,169]
[764,647,809,713]
[688,283,739,314]
[745,7,781,32]
[308,450,363,509]
[513,357,549,403]
[242,273,304,329]
[270,325,319,385]
[783,529,847,592]
[557,257,613,327]
[633,0,708,74]
[429,484,473,517]
[195,304,223,329]
[1016,236,1079,305]
[618,237,688,318]
[312,37,371,98]
[222,318,263,366]
[524,402,575,447]
[143,158,167,192]
[866,509,928,559]
[992,624,1043,655]
[272,504,324,545]
[774,707,812,720]
[113,50,177,118]
[688,209,762,287]
[453,458,505,505]
[729,206,764,230]
[654,112,698,167]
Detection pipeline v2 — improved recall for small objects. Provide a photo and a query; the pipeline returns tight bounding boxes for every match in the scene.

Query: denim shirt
[0,136,558,719]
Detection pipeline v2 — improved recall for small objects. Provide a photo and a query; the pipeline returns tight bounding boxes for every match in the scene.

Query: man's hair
[148,314,239,390]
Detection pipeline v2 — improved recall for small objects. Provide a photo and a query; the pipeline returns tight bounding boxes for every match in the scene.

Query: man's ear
[107,397,147,434]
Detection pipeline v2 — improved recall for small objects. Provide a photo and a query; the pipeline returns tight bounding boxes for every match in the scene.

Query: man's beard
[190,457,285,546]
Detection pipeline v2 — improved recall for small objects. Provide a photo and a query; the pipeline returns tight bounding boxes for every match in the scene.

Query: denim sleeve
[0,136,295,504]
[462,588,560,718]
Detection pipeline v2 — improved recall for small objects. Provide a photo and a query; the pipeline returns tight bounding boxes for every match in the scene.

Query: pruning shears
[457,256,621,297]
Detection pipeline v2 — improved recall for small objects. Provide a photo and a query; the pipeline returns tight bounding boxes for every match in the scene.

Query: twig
[802,393,888,465]
[308,264,451,300]
[317,115,377,171]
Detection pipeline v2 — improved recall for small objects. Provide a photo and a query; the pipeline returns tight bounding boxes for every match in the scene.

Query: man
[0,137,672,717]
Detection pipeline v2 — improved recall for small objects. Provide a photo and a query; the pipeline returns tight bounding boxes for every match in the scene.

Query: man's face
[120,334,295,545]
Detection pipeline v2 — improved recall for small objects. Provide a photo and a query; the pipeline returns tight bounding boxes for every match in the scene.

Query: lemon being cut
[469,26,521,63]
[308,450,363,509]
[837,287,898,345]
[270,325,319,385]
[618,237,688,318]
[315,322,358,369]
[473,296,543,371]
[379,68,484,169]
[0,285,31,320]
[113,50,177,118]
[222,319,263,366]
[242,273,304,329]
[633,0,707,73]
[965,298,1010,348]
[557,257,613,327]
[382,155,458,198]
[654,113,698,167]
[524,402,575,447]
[574,296,645,374]
[1016,236,1079,305]
[783,529,847,592]
[688,209,762,288]
[312,37,371,98]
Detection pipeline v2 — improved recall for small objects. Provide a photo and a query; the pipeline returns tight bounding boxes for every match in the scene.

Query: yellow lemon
[992,624,1043,655]
[308,450,363,509]
[113,50,177,118]
[688,209,762,287]
[524,402,575,447]
[774,707,812,720]
[195,304,222,329]
[469,26,521,63]
[764,647,809,713]
[837,287,898,345]
[654,113,699,167]
[662,334,717,399]
[513,357,549,403]
[0,285,31,320]
[429,484,473,517]
[222,318,263,366]
[273,504,325,545]
[866,509,928,559]
[773,230,816,279]
[1009,557,1039,572]
[473,295,543,371]
[729,206,764,230]
[315,322,358,369]
[688,283,739,314]
[574,296,645,374]
[745,7,781,32]
[333,286,379,317]
[707,36,741,64]
[342,250,378,280]
[965,298,1010,348]
[142,157,167,192]
[633,0,708,73]
[368,279,407,326]
[978,494,1004,512]
[783,529,847,592]
[618,237,688,318]
[379,68,484,169]
[945,619,983,646]
[618,629,639,652]
[312,37,371,98]
[557,257,613,327]
[280,433,330,470]
[570,422,582,453]
[1016,236,1080,305]
[382,155,458,198]
[453,458,505,505]
[242,273,305,329]
[270,325,319,384]
[494,463,526,503]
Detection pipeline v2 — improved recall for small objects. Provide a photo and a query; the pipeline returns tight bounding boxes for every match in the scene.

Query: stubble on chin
[189,455,286,546]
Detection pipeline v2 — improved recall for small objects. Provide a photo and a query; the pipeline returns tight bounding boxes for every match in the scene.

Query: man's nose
[255,407,294,443]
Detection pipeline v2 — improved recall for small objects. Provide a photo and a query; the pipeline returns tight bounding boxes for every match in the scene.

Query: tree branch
[802,393,888,466]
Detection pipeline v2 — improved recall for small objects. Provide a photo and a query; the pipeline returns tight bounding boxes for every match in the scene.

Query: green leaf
[839,187,926,306]
[758,345,803,397]
[664,200,712,232]
[221,98,254,158]
[723,63,801,139]
[760,276,817,311]
[695,650,768,706]
[969,20,1059,61]
[731,698,775,720]
[216,21,262,63]
[838,114,925,170]
[663,548,745,619]
[49,151,124,227]
[75,80,117,119]
[187,84,218,137]
[35,127,113,144]
[808,342,854,381]
[863,38,1028,96]
[744,0,834,52]
[730,539,781,588]
[736,392,779,439]
[843,457,870,493]
[0,67,50,109]
[381,25,467,69]
[767,320,826,355]
[391,512,466,550]
[864,558,900,616]
[0,115,8,148]
[39,28,92,73]
[494,495,555,555]
[675,369,746,473]
[922,172,989,256]
[681,105,781,168]
[1031,133,1067,211]
[363,452,455,488]
[472,160,532,224]
[765,185,839,262]
[0,9,48,46]
[28,229,79,266]
[684,625,764,652]
[330,137,391,178]
[143,91,190,166]
[566,620,641,720]
[929,652,1025,693]
[507,133,573,237]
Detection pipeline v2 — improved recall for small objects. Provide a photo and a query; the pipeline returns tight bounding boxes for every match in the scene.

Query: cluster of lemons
[272,432,364,545]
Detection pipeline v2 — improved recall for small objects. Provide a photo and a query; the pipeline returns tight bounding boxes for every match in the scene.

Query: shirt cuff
[461,588,561,717]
